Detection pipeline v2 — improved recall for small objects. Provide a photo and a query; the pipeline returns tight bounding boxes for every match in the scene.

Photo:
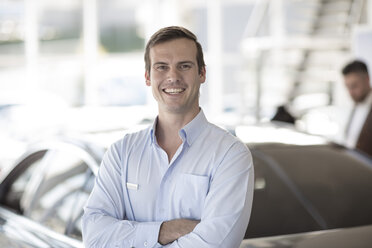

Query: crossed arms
[158,219,199,245]
[82,142,254,248]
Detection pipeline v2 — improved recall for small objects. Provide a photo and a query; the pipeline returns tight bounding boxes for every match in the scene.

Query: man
[82,26,254,247]
[342,60,372,157]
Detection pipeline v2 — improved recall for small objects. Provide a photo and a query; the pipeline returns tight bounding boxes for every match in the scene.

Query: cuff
[134,222,162,248]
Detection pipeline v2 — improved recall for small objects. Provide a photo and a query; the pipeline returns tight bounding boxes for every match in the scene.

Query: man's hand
[158,219,200,245]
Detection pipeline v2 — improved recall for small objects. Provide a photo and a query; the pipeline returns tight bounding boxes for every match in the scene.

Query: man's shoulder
[201,123,252,172]
[205,122,248,151]
[206,122,239,140]
[124,125,152,141]
[110,125,151,151]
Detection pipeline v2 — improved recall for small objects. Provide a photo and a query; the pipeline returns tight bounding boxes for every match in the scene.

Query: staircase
[241,0,367,121]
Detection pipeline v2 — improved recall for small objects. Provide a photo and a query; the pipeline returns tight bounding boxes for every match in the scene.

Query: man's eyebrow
[152,61,195,66]
[178,61,195,65]
[153,62,168,66]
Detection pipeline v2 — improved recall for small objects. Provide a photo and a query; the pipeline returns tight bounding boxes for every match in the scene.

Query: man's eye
[179,64,192,70]
[156,65,168,71]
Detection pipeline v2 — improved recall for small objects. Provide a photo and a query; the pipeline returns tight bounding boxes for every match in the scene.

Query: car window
[1,151,46,212]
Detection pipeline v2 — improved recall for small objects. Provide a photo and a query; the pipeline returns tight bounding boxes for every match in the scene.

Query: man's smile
[163,88,186,94]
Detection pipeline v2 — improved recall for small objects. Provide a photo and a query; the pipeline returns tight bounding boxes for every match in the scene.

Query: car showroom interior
[0,0,372,247]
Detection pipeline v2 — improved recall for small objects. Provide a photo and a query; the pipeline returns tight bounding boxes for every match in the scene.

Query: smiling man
[82,26,254,248]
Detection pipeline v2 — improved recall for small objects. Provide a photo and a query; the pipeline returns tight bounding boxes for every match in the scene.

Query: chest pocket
[174,173,209,219]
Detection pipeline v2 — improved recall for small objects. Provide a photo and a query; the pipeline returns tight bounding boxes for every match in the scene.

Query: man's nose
[167,67,180,82]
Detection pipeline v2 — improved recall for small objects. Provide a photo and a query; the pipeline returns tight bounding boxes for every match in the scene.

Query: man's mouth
[163,88,185,94]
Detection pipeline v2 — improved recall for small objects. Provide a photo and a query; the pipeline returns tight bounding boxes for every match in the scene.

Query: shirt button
[144,241,148,246]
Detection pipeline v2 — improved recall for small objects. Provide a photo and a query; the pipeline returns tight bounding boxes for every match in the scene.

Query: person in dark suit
[342,60,372,157]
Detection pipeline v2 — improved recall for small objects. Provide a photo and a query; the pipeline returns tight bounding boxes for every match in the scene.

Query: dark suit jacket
[356,106,372,158]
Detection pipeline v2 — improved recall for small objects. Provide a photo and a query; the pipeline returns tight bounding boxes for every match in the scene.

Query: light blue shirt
[82,110,254,248]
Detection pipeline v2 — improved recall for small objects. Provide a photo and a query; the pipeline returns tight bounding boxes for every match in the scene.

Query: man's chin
[354,94,368,103]
[162,105,186,114]
[163,105,198,115]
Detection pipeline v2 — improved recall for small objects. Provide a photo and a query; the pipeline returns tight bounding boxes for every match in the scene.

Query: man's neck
[157,107,200,134]
[357,89,372,105]
[155,107,200,162]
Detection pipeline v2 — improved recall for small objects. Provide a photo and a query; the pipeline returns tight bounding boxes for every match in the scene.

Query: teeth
[164,88,184,94]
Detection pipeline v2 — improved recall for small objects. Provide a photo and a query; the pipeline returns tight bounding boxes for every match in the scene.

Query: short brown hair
[144,26,206,75]
[342,60,369,76]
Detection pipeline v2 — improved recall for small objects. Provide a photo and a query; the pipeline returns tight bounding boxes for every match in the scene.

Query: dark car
[0,125,371,247]
[247,144,372,236]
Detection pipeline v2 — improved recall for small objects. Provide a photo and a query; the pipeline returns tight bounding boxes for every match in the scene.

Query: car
[236,124,372,237]
[0,124,371,247]
[0,137,103,245]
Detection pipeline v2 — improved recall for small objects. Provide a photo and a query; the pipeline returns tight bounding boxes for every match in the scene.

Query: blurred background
[1,0,372,171]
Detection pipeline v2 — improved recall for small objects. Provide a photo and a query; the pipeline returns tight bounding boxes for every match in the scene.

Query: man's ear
[145,71,151,86]
[199,67,206,84]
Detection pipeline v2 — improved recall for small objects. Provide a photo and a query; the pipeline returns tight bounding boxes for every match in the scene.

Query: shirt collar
[365,91,372,105]
[180,109,208,146]
[355,90,372,108]
[149,117,158,145]
[149,109,209,146]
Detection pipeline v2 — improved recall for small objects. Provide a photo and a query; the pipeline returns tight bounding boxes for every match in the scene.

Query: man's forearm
[158,219,200,245]
[82,208,162,248]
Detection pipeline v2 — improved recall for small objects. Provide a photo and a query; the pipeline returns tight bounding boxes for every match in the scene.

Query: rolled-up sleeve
[168,142,254,248]
[81,141,162,248]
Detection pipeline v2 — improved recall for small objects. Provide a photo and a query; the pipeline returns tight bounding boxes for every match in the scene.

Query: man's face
[145,38,206,115]
[344,72,370,103]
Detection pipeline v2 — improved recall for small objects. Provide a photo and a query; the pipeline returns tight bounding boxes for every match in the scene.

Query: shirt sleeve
[81,141,163,248]
[168,141,254,248]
